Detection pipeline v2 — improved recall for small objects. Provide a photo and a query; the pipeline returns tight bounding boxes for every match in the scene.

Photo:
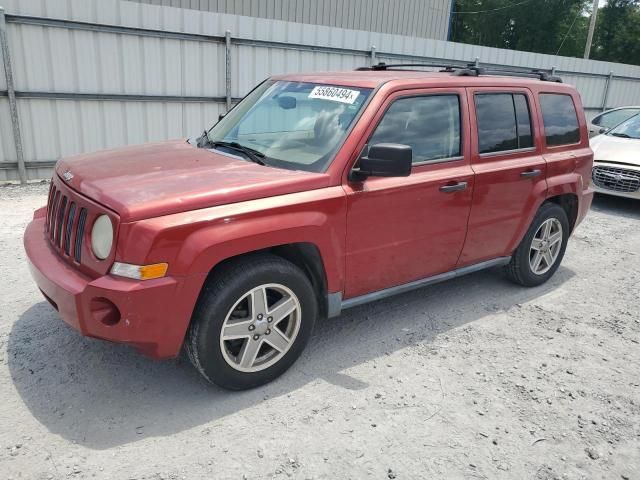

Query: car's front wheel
[186,254,317,390]
[506,202,570,287]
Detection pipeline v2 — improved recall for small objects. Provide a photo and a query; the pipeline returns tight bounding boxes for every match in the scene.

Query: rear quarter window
[539,94,580,146]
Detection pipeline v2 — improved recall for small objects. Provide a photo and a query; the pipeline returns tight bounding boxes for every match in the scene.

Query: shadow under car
[8,265,574,449]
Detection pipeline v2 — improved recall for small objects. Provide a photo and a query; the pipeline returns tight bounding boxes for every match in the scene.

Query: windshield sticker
[308,86,360,104]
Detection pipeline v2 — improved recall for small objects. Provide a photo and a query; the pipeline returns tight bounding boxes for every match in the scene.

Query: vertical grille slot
[64,203,76,255]
[45,183,54,232]
[75,208,88,263]
[55,196,68,247]
[50,190,61,240]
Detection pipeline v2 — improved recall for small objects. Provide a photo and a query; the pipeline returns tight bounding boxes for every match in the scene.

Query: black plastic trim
[340,257,511,311]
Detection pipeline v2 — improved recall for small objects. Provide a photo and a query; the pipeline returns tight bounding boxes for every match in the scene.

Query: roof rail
[356,62,464,72]
[357,62,563,83]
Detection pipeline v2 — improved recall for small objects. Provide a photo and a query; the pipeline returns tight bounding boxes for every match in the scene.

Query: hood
[590,134,640,166]
[56,140,331,222]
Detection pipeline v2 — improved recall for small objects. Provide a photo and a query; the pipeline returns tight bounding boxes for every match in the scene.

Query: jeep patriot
[24,65,594,389]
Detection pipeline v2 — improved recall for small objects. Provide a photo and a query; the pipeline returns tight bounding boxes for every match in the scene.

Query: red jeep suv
[24,65,594,389]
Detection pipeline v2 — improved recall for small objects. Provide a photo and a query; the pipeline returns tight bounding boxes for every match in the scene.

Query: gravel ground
[0,182,639,480]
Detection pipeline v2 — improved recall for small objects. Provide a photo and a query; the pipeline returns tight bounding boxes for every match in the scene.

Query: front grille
[45,183,88,263]
[44,174,118,276]
[592,165,640,193]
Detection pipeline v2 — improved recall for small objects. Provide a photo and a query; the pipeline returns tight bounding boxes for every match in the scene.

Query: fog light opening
[90,297,121,326]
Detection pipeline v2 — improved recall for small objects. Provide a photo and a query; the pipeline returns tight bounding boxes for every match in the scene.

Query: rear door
[343,88,474,299]
[459,88,548,267]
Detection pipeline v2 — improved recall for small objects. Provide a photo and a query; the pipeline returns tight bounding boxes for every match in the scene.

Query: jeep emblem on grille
[62,170,74,182]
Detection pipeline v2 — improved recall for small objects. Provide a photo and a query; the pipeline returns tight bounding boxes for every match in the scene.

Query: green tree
[451,0,640,65]
[450,0,591,58]
[591,0,640,65]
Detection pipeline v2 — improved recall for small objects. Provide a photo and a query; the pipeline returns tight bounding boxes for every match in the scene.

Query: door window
[475,93,533,154]
[368,95,461,164]
[539,94,580,146]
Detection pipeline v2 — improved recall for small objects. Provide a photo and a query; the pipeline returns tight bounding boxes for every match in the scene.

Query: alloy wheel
[219,283,301,372]
[529,218,563,275]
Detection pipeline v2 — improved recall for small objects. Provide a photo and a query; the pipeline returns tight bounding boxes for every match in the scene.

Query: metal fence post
[0,7,27,184]
[601,71,613,112]
[225,30,232,111]
[370,45,377,66]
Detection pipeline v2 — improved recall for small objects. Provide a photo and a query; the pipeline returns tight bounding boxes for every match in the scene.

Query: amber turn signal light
[110,262,168,280]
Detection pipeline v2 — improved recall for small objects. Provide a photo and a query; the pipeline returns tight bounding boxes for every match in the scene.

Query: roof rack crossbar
[357,62,563,83]
[453,64,562,83]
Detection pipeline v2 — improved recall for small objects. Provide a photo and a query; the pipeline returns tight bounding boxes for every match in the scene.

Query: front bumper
[591,182,640,200]
[24,215,205,358]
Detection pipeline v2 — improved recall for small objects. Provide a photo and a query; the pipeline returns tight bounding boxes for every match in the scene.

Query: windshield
[597,108,640,129]
[607,113,640,139]
[206,81,372,172]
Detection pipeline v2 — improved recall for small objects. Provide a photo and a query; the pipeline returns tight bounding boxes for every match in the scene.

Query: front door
[343,89,474,299]
[459,88,548,267]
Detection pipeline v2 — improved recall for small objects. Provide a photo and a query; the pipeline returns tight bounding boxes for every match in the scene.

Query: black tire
[506,202,570,287]
[186,253,317,390]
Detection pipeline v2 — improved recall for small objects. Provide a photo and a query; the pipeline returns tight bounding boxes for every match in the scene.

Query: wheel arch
[507,188,579,256]
[202,242,331,318]
[545,193,579,232]
[545,171,584,234]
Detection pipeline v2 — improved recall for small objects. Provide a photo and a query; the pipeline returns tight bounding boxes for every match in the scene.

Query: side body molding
[328,256,512,318]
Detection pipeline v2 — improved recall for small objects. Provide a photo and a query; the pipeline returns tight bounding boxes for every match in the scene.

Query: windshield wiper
[210,141,267,166]
[610,132,631,138]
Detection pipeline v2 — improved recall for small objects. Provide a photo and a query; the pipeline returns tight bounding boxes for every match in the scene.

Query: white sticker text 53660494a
[308,86,360,104]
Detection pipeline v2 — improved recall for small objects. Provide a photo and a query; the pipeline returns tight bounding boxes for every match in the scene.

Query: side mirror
[351,143,412,180]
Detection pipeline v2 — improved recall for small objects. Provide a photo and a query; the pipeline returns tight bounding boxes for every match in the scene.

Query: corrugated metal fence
[131,0,453,41]
[2,0,640,182]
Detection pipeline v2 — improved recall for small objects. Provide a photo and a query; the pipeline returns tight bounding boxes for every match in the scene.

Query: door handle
[439,181,468,193]
[520,169,541,179]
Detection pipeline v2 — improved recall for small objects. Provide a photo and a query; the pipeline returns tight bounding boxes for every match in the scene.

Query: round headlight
[91,215,113,260]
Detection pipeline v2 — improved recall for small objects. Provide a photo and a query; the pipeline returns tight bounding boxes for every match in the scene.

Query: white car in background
[590,113,640,200]
[589,106,640,137]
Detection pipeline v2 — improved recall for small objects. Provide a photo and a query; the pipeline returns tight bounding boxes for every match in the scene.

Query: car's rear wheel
[186,254,317,390]
[506,202,570,287]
